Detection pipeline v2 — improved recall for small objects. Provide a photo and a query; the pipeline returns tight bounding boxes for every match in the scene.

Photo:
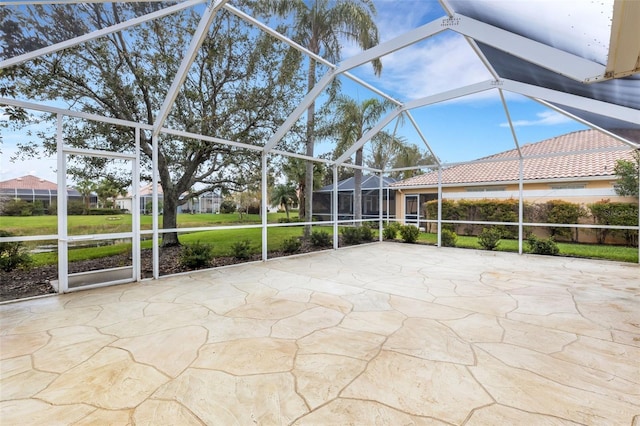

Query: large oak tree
[1,2,303,246]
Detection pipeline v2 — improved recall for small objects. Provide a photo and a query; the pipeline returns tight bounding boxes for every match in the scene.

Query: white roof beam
[533,99,640,150]
[403,80,496,110]
[263,70,336,152]
[498,89,522,158]
[0,0,205,69]
[336,18,447,74]
[335,108,403,165]
[152,0,227,137]
[223,4,402,107]
[453,14,606,83]
[501,78,640,125]
[404,111,441,166]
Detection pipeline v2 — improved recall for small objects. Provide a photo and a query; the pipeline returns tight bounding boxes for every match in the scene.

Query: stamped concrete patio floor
[1,243,639,425]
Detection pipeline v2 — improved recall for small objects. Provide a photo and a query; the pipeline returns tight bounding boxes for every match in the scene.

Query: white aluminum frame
[0,0,637,302]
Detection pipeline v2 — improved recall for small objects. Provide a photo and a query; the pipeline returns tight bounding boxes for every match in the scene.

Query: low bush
[1,199,33,216]
[230,239,252,259]
[399,225,420,243]
[219,200,236,214]
[179,241,213,268]
[310,230,331,247]
[478,227,502,250]
[281,236,302,253]
[0,230,33,272]
[382,222,401,240]
[358,224,375,242]
[440,228,457,247]
[527,234,559,255]
[341,227,362,245]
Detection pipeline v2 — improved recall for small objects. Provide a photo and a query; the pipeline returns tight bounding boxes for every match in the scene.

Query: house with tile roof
[0,175,94,210]
[390,129,638,226]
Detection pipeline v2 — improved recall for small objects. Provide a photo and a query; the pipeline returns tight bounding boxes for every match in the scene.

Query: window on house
[549,184,586,190]
[466,187,506,192]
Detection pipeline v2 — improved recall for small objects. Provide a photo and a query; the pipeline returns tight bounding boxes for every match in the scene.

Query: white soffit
[606,0,640,79]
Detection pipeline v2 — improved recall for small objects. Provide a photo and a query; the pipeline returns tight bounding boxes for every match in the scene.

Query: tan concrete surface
[1,243,639,425]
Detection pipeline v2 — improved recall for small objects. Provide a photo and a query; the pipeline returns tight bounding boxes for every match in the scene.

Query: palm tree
[392,144,436,180]
[262,0,382,235]
[333,96,393,224]
[270,183,299,220]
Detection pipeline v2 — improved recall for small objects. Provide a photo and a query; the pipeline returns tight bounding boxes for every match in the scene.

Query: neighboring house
[313,175,397,221]
[390,129,638,226]
[0,175,96,209]
[116,183,223,214]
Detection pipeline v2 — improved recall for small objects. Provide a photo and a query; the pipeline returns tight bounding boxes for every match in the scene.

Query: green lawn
[416,233,638,263]
[30,225,334,266]
[0,212,290,236]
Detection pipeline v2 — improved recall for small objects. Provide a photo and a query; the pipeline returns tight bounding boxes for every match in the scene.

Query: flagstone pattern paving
[1,243,639,425]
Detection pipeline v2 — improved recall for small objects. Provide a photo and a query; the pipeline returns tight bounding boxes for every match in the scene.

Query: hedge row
[423,198,638,245]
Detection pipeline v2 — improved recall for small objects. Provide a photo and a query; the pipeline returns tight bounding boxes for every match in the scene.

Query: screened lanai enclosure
[0,0,639,298]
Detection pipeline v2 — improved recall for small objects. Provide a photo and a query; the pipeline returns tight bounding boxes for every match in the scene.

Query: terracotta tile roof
[392,130,638,187]
[0,175,57,190]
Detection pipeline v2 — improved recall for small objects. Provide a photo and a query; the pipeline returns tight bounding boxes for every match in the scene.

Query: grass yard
[416,232,638,263]
[30,225,335,266]
[0,212,291,236]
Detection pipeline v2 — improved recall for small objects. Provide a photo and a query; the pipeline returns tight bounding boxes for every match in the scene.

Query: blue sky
[0,0,590,182]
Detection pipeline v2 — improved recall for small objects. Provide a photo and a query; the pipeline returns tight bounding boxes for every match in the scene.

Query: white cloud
[499,110,573,128]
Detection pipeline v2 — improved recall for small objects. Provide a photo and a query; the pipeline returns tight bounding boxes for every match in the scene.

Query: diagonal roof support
[452,14,606,83]
[334,107,403,165]
[404,111,441,166]
[501,79,640,125]
[152,0,228,137]
[0,0,205,69]
[263,70,337,152]
[498,89,522,158]
[403,79,496,110]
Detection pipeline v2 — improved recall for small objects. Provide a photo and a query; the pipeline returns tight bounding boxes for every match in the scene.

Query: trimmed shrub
[179,241,213,268]
[358,224,374,242]
[589,200,638,246]
[281,236,302,253]
[67,201,86,215]
[219,200,236,214]
[382,222,401,240]
[0,231,33,272]
[1,199,33,216]
[310,230,331,247]
[440,228,457,247]
[341,227,362,245]
[399,225,420,243]
[230,239,252,259]
[527,234,559,255]
[478,227,502,251]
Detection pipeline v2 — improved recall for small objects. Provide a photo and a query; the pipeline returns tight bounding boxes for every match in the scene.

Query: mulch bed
[0,242,330,303]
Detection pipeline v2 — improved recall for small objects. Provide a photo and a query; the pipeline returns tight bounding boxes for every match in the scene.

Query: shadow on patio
[1,242,638,425]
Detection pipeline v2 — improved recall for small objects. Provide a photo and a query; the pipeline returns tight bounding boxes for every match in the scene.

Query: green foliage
[382,222,401,240]
[219,200,236,214]
[310,230,331,247]
[424,198,518,236]
[0,231,33,272]
[440,229,458,247]
[589,200,639,245]
[270,184,298,219]
[478,227,502,251]
[358,223,375,242]
[613,151,640,197]
[278,217,303,223]
[1,199,33,216]
[179,241,213,269]
[67,201,86,215]
[399,225,420,243]
[341,227,363,245]
[537,200,585,241]
[230,239,252,260]
[527,234,559,255]
[281,236,302,253]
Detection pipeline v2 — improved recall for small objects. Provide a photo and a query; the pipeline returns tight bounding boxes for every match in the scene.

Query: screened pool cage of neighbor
[0,0,638,297]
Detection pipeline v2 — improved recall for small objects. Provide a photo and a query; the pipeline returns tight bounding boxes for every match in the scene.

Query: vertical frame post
[261,152,268,261]
[133,127,141,281]
[518,157,524,255]
[56,113,68,293]
[437,166,443,247]
[152,135,159,279]
[333,165,339,249]
[378,172,383,241]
